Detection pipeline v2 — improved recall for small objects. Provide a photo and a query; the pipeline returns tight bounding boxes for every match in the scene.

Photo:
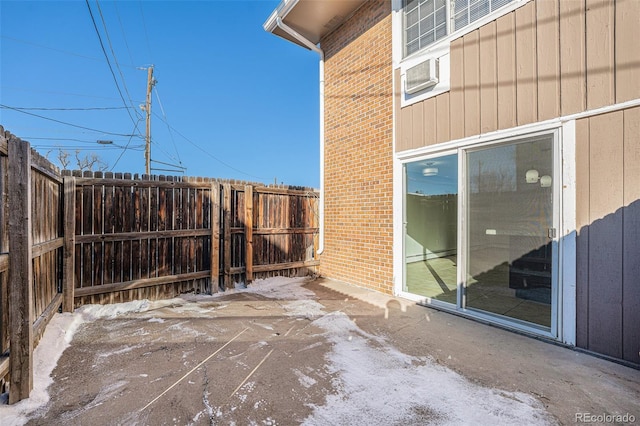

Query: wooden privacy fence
[0,126,319,404]
[67,172,319,307]
[1,127,65,403]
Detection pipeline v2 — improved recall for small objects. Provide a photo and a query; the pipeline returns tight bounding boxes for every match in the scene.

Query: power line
[0,104,142,137]
[24,136,129,143]
[85,0,141,131]
[153,85,183,166]
[1,35,109,64]
[33,145,144,151]
[6,106,131,111]
[94,0,143,122]
[150,112,265,180]
[138,1,153,63]
[151,159,186,171]
[1,85,140,101]
[113,1,137,71]
[151,158,185,168]
[24,138,143,152]
[86,0,146,168]
[110,118,144,171]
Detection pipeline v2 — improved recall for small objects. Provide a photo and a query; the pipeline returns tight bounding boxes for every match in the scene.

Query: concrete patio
[2,277,638,425]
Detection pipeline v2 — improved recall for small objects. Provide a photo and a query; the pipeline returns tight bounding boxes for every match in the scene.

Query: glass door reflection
[464,136,554,328]
[404,154,458,304]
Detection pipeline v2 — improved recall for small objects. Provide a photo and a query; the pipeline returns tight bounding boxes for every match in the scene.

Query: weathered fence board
[223,183,232,289]
[0,130,66,402]
[66,174,319,300]
[0,124,319,404]
[70,176,216,305]
[245,185,254,283]
[210,183,220,292]
[0,134,7,391]
[63,177,75,312]
[30,155,63,330]
[8,135,34,404]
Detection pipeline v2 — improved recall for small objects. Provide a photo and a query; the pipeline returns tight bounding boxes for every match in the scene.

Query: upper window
[404,0,514,57]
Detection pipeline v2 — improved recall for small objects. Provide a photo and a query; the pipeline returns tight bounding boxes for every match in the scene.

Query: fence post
[244,185,253,283]
[8,137,33,404]
[223,183,232,289]
[62,176,75,312]
[210,183,220,293]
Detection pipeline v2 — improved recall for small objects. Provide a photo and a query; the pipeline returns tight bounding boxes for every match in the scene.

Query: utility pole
[144,65,155,175]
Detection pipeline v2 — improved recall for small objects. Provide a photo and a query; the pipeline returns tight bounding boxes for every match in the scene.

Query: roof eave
[263,0,312,50]
[263,0,367,50]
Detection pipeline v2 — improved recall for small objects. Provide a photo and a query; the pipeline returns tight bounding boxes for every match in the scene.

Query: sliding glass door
[404,154,458,304]
[464,136,555,329]
[403,133,558,333]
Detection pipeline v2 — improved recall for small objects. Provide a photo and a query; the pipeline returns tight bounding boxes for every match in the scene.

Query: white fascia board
[263,0,299,31]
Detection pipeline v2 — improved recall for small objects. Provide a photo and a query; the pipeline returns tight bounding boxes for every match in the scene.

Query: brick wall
[320,0,394,294]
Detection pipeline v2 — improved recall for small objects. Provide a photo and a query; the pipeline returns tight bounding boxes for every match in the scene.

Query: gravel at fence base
[10,277,640,425]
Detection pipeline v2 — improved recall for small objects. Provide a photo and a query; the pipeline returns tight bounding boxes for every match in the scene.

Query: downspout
[275,17,326,254]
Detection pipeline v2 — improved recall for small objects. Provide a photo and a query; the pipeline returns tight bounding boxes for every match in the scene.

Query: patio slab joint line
[225,324,297,403]
[139,327,250,412]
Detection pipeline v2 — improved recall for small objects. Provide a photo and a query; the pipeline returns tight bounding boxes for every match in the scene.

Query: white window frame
[393,119,577,344]
[402,0,521,59]
[403,0,449,58]
[393,0,530,107]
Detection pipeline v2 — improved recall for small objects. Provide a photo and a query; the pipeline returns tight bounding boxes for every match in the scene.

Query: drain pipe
[275,17,326,254]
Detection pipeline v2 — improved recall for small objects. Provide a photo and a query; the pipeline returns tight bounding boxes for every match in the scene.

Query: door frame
[458,131,560,337]
[394,120,577,344]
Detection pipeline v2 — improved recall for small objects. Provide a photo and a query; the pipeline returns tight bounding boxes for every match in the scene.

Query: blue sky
[0,0,321,187]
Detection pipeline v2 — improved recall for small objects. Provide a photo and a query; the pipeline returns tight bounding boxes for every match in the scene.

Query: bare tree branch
[52,148,108,171]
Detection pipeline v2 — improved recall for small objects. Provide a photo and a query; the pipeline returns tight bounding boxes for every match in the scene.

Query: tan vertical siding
[463,31,480,136]
[575,108,640,364]
[587,111,624,359]
[479,21,498,133]
[423,97,437,146]
[515,1,537,126]
[496,11,517,131]
[536,0,560,121]
[396,0,639,154]
[411,102,425,149]
[391,0,639,365]
[559,0,586,116]
[398,105,413,151]
[575,118,590,350]
[585,0,615,110]
[449,38,465,140]
[622,107,640,364]
[615,0,640,103]
[435,92,450,143]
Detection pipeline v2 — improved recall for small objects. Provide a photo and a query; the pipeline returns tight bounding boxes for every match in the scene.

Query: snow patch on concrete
[0,277,554,425]
[304,311,553,425]
[0,299,152,425]
[78,300,150,320]
[246,277,316,300]
[283,299,326,319]
[293,369,318,389]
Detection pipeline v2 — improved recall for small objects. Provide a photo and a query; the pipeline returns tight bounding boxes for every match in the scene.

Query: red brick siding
[320,0,394,294]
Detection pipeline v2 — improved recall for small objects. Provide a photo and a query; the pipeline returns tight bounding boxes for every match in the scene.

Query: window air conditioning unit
[405,58,439,94]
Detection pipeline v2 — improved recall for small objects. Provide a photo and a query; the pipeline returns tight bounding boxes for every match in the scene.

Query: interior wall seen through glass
[404,154,458,304]
[464,136,554,328]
